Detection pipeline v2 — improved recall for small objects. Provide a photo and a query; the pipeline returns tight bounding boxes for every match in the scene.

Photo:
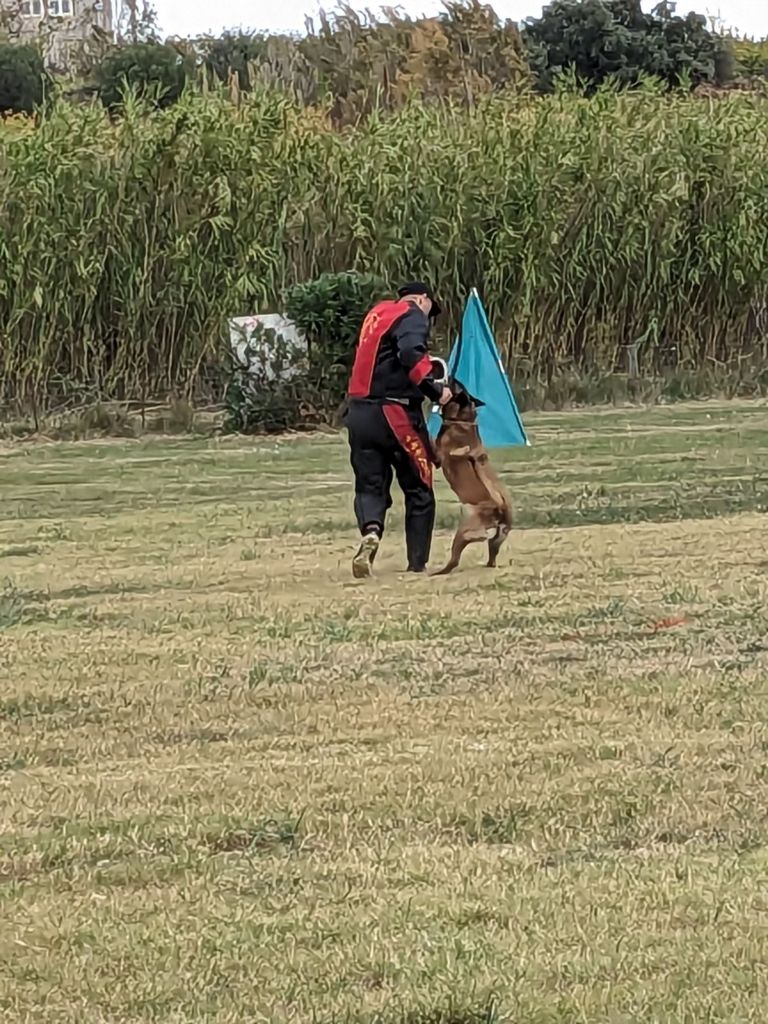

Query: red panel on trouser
[382,403,433,489]
[348,300,411,398]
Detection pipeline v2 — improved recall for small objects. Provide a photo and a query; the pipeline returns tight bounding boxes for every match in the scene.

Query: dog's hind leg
[433,509,487,576]
[487,506,512,568]
[487,523,510,568]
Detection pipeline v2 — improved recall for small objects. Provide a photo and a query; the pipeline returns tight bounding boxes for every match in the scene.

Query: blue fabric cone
[428,289,528,448]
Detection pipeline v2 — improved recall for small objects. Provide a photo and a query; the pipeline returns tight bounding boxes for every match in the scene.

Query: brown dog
[433,385,512,575]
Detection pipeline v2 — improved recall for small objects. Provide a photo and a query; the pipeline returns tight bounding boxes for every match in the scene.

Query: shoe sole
[352,535,379,579]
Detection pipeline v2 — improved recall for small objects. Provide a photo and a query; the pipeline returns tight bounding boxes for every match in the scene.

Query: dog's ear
[447,377,468,407]
[461,387,485,409]
[451,390,471,410]
[450,376,484,409]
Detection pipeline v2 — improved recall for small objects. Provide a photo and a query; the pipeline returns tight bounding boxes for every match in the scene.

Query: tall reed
[2,82,768,412]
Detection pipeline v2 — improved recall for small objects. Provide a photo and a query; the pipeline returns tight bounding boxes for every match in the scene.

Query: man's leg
[392,447,436,573]
[346,405,393,577]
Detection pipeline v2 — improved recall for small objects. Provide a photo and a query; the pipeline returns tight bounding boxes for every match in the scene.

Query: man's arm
[391,307,444,403]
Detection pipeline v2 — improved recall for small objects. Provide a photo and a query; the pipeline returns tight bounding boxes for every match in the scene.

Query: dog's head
[441,379,484,423]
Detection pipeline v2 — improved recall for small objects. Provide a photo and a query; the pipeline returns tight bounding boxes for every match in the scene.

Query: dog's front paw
[449,445,471,457]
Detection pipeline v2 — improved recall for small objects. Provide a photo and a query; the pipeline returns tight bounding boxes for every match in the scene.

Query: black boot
[404,494,435,572]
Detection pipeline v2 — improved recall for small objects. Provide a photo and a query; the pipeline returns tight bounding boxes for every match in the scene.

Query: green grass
[1,400,768,1022]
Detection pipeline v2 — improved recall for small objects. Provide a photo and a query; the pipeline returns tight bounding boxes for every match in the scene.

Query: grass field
[2,400,768,1023]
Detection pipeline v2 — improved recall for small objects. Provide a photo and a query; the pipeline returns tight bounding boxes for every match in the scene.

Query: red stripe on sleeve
[408,354,433,386]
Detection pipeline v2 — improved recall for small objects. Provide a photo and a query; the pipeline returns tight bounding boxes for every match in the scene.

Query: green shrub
[0,42,49,115]
[96,42,189,111]
[285,271,388,408]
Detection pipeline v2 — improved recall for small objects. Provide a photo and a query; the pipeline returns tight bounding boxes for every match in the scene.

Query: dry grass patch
[1,402,768,1022]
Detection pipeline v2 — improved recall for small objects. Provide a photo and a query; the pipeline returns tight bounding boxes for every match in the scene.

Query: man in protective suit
[344,281,452,578]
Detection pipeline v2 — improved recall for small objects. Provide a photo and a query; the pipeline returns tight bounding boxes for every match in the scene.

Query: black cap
[397,281,442,318]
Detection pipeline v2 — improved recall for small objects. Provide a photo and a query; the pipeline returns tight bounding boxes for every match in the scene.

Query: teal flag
[428,288,528,448]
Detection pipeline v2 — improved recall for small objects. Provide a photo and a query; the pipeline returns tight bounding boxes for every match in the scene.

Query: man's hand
[438,386,453,406]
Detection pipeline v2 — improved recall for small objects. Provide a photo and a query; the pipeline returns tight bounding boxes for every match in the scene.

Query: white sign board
[229,314,308,381]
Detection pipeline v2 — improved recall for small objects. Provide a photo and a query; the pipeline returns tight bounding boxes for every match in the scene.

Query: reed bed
[2,84,768,412]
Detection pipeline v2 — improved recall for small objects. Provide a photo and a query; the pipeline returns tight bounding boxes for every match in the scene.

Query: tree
[201,31,273,91]
[193,3,530,123]
[523,0,731,93]
[298,1,529,124]
[0,42,49,115]
[117,1,160,44]
[96,42,189,111]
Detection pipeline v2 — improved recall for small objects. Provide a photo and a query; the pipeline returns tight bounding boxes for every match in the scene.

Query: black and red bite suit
[344,299,444,572]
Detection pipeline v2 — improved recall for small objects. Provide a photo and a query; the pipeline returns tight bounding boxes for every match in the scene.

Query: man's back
[348,299,434,403]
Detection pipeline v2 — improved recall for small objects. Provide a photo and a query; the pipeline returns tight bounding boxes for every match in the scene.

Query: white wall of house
[1,0,115,68]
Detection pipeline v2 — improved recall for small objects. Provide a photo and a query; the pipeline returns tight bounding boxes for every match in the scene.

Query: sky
[153,1,768,40]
